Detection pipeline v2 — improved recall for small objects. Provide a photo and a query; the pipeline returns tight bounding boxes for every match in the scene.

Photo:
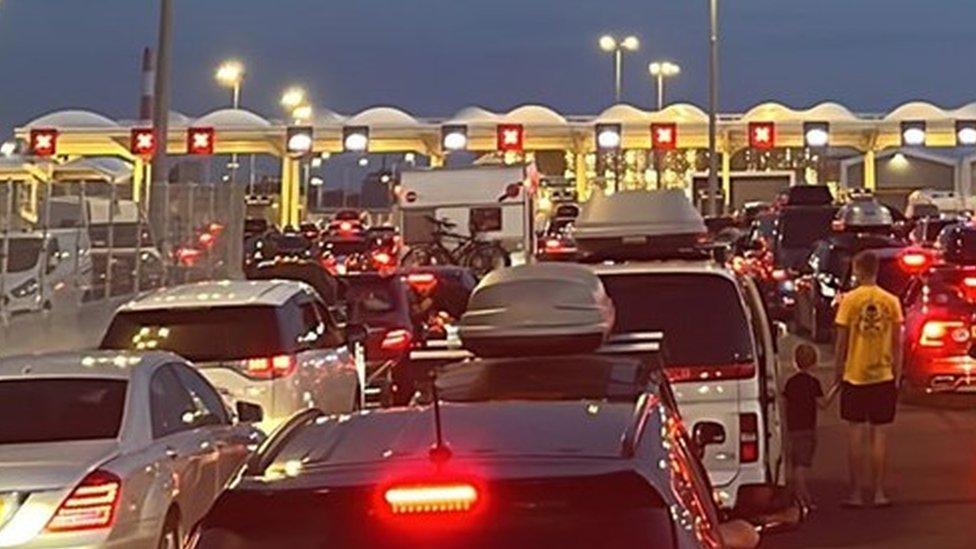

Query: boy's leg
[870,425,889,504]
[846,422,867,504]
[794,465,811,502]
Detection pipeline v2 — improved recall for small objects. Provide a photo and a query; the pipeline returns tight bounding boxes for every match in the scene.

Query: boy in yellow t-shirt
[834,250,903,508]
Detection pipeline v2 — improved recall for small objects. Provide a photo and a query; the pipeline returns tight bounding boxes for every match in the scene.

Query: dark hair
[794,343,818,370]
[852,250,879,279]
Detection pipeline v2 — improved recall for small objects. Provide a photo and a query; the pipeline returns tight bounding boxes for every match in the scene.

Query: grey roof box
[837,199,893,228]
[573,190,706,240]
[459,263,615,357]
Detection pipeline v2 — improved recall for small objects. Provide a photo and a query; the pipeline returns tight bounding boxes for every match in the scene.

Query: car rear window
[101,306,288,362]
[0,379,126,444]
[345,278,400,316]
[600,273,754,367]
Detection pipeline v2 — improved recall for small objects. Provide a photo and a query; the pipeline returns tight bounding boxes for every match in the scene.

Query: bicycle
[402,215,510,278]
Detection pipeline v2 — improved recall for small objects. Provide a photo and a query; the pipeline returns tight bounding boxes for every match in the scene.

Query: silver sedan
[0,351,263,548]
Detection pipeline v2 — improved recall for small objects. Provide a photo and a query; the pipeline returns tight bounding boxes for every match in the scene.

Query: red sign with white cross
[187,127,215,155]
[497,124,524,152]
[650,123,677,150]
[748,122,776,150]
[29,128,58,157]
[130,128,156,158]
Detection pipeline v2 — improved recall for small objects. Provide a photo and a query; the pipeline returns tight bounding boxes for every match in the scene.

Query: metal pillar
[149,0,173,249]
[863,150,877,191]
[706,0,720,216]
[575,151,589,202]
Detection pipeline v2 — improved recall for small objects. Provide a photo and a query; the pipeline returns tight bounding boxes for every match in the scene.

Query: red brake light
[174,246,203,266]
[406,273,438,294]
[739,413,759,463]
[47,470,121,532]
[381,329,412,352]
[372,251,395,268]
[771,269,787,281]
[898,249,934,274]
[383,483,479,515]
[198,232,215,248]
[339,221,354,233]
[664,362,756,383]
[244,354,296,379]
[919,320,968,348]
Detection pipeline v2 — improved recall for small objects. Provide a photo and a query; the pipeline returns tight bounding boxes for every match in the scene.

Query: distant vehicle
[1,229,92,314]
[402,216,510,278]
[909,215,965,247]
[192,263,794,548]
[793,233,909,342]
[244,217,270,241]
[0,351,263,549]
[100,280,363,431]
[902,225,976,395]
[575,191,787,509]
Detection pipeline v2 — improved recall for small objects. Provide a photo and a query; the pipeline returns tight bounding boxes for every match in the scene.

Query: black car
[793,233,909,342]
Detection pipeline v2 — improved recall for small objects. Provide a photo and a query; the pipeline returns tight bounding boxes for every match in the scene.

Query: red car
[902,224,976,395]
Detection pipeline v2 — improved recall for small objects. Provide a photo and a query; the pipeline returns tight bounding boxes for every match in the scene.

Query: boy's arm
[818,382,839,408]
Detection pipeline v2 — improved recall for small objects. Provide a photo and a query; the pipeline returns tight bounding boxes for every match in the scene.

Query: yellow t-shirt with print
[835,284,903,385]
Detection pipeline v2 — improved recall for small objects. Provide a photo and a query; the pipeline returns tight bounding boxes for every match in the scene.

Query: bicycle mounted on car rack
[401,215,510,278]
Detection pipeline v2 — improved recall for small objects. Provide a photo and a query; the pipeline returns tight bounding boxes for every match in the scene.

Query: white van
[575,191,786,508]
[0,229,93,314]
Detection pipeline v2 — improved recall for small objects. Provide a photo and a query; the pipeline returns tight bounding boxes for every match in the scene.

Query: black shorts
[840,380,897,425]
[788,430,817,468]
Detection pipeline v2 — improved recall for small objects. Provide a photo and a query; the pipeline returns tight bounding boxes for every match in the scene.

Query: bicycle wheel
[402,244,454,268]
[463,243,510,278]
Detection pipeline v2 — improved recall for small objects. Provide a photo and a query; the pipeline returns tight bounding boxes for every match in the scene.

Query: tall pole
[614,49,623,103]
[149,0,173,250]
[656,74,665,110]
[707,0,720,216]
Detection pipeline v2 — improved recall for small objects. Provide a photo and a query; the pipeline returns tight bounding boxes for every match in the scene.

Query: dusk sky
[1,1,974,132]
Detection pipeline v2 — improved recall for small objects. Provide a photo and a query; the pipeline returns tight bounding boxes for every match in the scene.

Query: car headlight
[10,278,39,298]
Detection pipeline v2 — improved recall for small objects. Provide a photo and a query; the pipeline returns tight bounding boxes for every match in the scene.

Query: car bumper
[2,519,159,548]
[906,356,976,394]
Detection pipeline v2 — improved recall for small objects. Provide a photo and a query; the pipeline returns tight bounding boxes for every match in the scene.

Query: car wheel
[157,511,180,549]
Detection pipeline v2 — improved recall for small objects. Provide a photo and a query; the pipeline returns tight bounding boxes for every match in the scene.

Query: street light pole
[649,61,680,110]
[149,0,172,252]
[707,0,720,216]
[614,49,623,103]
[600,35,639,104]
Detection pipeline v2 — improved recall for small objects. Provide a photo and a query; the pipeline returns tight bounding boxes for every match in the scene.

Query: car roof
[117,279,307,311]
[0,350,178,380]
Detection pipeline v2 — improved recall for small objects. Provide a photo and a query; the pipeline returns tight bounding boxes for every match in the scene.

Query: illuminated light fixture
[0,140,20,157]
[309,176,324,187]
[595,123,622,150]
[496,123,524,152]
[286,126,314,156]
[748,122,776,150]
[29,128,58,157]
[803,122,830,148]
[650,122,678,150]
[280,87,306,110]
[129,128,156,157]
[441,125,468,151]
[901,121,926,146]
[186,127,215,155]
[343,126,369,152]
[383,483,479,515]
[291,104,313,123]
[957,121,976,146]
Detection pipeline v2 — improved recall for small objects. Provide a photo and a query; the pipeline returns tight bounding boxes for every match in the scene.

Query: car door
[170,364,255,488]
[148,366,219,527]
[740,277,786,485]
[292,293,357,413]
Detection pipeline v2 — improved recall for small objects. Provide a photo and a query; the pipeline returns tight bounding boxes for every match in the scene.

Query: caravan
[0,229,92,314]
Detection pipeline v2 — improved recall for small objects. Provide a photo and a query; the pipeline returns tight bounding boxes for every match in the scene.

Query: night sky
[1,0,974,132]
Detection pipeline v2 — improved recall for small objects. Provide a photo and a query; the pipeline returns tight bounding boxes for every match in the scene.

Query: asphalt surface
[767,334,976,549]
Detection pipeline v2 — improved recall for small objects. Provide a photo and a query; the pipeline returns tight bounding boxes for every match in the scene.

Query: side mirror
[692,421,726,459]
[345,323,368,345]
[236,401,264,423]
[729,484,804,534]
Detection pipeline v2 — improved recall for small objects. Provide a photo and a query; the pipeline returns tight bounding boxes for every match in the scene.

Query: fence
[0,177,240,325]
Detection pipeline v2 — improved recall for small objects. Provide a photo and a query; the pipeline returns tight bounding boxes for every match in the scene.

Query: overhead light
[595,123,622,150]
[442,125,468,151]
[309,176,324,187]
[1,140,21,157]
[803,122,829,148]
[901,121,926,146]
[957,121,976,146]
[358,157,369,167]
[286,126,314,156]
[343,126,369,152]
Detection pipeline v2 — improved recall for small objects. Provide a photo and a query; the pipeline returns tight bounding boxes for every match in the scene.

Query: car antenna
[427,369,452,464]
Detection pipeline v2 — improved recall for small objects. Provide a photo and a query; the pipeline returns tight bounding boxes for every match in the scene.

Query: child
[784,343,838,509]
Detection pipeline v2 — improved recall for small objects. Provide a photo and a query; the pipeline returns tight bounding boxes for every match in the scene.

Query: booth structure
[12,100,976,225]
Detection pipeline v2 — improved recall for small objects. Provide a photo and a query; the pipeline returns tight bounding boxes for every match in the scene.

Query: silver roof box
[837,198,893,228]
[459,263,615,357]
[573,190,706,240]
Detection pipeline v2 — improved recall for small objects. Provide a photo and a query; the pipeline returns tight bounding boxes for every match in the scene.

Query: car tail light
[739,413,759,463]
[244,354,296,379]
[174,246,203,267]
[198,232,215,248]
[919,320,969,348]
[898,249,934,274]
[371,251,395,269]
[338,221,355,234]
[406,273,438,294]
[46,470,121,532]
[381,329,412,352]
[771,269,787,281]
[383,483,479,515]
[664,362,755,383]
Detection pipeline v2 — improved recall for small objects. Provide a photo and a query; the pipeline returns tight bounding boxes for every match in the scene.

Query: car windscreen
[3,238,42,272]
[778,208,836,249]
[600,273,755,367]
[0,379,126,444]
[345,278,401,318]
[100,306,288,362]
[436,355,656,402]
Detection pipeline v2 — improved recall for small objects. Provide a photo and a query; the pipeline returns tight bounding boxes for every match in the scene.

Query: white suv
[593,259,785,508]
[101,280,361,431]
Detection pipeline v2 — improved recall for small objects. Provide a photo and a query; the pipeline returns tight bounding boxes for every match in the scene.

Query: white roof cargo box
[459,263,614,357]
[574,189,706,240]
[398,164,526,209]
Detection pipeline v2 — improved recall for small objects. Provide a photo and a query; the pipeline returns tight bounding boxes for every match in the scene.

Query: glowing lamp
[595,123,622,150]
[901,121,926,147]
[957,121,976,146]
[803,122,830,148]
[343,126,369,152]
[286,126,314,156]
[442,125,468,151]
